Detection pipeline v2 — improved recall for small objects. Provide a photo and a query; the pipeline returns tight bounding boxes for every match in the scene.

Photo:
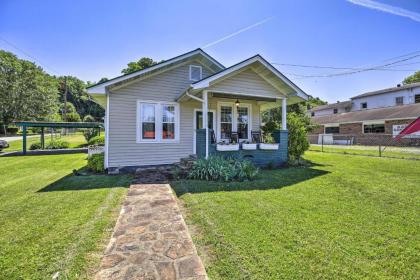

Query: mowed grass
[172,152,420,279]
[0,154,131,279]
[3,133,88,152]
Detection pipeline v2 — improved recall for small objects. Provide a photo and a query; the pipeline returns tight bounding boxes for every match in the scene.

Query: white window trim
[136,100,180,143]
[189,65,202,81]
[216,101,252,142]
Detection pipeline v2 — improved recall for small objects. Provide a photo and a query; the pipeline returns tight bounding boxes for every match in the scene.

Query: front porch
[196,128,288,167]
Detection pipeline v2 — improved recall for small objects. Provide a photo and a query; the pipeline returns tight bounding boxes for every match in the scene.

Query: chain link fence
[308,133,420,160]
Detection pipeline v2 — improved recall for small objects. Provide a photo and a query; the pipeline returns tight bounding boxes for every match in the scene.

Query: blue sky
[1,0,419,103]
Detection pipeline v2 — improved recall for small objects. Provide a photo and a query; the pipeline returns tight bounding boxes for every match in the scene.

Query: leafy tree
[57,76,104,121]
[98,77,109,83]
[403,71,420,85]
[121,57,158,74]
[0,50,58,132]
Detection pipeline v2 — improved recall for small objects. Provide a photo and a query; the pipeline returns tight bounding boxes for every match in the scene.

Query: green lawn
[173,152,420,279]
[3,133,88,152]
[0,154,131,279]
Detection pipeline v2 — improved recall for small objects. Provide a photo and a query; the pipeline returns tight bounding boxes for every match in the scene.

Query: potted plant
[216,141,240,151]
[259,135,279,150]
[242,140,257,150]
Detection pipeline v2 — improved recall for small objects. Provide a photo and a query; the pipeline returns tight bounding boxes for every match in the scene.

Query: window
[395,96,404,106]
[364,124,385,134]
[311,112,315,117]
[415,94,420,104]
[220,105,233,140]
[333,108,338,114]
[138,101,179,142]
[141,103,156,140]
[237,106,249,139]
[162,105,175,139]
[189,65,202,81]
[325,126,340,134]
[361,102,367,109]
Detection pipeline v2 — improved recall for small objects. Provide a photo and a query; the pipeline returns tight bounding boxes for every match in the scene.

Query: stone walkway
[95,183,207,280]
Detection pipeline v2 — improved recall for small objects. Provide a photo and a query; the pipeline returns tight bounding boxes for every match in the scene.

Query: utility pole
[63,76,68,135]
[63,76,68,122]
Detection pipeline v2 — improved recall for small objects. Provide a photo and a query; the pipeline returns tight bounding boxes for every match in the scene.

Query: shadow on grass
[171,163,329,196]
[38,167,132,192]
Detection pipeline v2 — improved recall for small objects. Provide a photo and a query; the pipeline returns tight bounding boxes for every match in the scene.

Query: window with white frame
[237,106,249,139]
[189,65,202,81]
[141,103,156,140]
[162,104,176,139]
[138,101,179,142]
[220,105,233,140]
[218,102,252,142]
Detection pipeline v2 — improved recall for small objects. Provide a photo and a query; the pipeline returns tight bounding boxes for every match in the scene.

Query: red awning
[396,117,420,141]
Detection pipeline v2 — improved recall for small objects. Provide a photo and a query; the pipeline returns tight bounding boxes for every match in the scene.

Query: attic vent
[189,65,202,81]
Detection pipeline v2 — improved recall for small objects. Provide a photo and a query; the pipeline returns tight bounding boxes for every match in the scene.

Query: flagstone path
[95,183,207,280]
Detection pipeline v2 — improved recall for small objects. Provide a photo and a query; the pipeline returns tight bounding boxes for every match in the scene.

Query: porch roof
[176,55,309,105]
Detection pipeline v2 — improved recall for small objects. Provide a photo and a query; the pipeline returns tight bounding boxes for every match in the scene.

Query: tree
[57,76,104,121]
[403,71,420,85]
[121,57,158,74]
[0,50,59,132]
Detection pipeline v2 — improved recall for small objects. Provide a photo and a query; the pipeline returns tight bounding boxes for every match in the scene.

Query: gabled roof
[351,82,420,99]
[189,54,308,100]
[312,103,420,125]
[87,48,224,94]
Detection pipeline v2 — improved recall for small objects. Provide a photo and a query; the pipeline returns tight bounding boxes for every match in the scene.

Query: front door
[193,110,215,154]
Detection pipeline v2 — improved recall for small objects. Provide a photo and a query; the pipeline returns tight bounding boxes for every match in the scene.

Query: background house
[310,83,420,137]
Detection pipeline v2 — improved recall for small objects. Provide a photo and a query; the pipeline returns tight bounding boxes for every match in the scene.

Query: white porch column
[202,90,209,158]
[282,97,287,130]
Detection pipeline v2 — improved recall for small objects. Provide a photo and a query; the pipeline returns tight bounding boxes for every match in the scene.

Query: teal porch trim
[196,129,288,167]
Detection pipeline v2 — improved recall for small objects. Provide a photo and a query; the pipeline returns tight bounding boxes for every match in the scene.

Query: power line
[271,62,417,71]
[0,35,61,75]
[275,52,420,78]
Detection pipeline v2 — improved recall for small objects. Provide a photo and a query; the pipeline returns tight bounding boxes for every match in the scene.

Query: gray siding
[208,68,281,99]
[108,61,213,167]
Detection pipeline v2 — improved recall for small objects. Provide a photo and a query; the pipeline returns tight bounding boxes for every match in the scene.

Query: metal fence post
[379,144,382,157]
[321,134,324,152]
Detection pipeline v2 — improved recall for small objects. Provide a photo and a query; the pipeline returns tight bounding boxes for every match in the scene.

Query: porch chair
[230,132,239,144]
[251,131,262,143]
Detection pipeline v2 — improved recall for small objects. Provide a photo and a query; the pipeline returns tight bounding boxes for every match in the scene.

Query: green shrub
[45,140,69,149]
[29,142,42,150]
[83,114,95,122]
[87,153,105,173]
[6,127,19,135]
[287,112,310,161]
[188,155,259,182]
[88,135,105,146]
[83,129,99,142]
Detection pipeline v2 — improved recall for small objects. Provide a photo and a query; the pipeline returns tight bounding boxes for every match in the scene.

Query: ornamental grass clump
[188,155,259,182]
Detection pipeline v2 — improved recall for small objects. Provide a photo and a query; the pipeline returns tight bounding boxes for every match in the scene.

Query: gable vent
[189,65,202,81]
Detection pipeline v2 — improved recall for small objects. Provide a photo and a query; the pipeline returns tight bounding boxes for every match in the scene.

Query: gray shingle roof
[311,101,352,111]
[350,82,420,99]
[312,103,420,125]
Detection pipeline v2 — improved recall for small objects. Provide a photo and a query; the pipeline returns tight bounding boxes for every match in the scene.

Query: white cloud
[347,0,420,22]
